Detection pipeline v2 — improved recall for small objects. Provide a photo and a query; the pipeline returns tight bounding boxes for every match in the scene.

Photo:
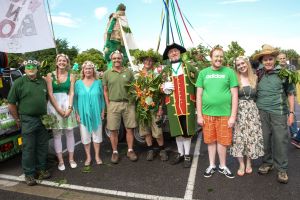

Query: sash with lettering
[0,0,55,53]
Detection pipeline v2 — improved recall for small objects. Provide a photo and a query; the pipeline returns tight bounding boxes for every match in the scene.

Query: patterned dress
[230,86,264,159]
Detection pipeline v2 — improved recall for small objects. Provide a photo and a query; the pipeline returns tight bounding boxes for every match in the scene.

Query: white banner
[0,0,55,53]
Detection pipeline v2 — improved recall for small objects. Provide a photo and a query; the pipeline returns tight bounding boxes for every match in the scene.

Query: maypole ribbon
[174,0,193,44]
[156,11,165,52]
[170,0,184,46]
[183,13,212,48]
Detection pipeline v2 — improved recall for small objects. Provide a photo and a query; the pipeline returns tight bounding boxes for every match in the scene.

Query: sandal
[237,166,245,176]
[84,159,91,166]
[96,159,103,165]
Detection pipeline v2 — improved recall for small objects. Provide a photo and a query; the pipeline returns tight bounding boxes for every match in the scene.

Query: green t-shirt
[196,66,238,116]
[102,68,134,101]
[7,75,48,116]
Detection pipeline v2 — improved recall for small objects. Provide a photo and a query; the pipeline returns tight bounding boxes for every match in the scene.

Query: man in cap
[162,43,198,168]
[7,59,50,186]
[254,44,295,184]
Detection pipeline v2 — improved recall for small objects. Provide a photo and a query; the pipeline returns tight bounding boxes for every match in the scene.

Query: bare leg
[93,142,101,163]
[217,143,227,167]
[109,130,118,151]
[83,143,91,165]
[156,136,164,146]
[126,128,134,150]
[208,142,217,166]
[145,134,153,146]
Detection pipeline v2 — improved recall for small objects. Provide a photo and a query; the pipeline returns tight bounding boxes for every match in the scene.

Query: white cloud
[51,13,80,28]
[219,0,260,5]
[95,7,108,21]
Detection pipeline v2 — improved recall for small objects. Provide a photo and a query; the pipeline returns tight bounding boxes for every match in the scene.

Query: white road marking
[184,133,202,200]
[62,140,82,154]
[0,174,185,200]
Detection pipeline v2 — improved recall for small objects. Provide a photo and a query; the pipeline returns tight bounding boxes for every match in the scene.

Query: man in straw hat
[254,44,295,184]
[161,43,198,168]
[7,59,51,186]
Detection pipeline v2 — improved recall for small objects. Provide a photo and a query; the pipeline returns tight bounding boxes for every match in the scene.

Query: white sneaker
[69,160,77,169]
[58,163,65,171]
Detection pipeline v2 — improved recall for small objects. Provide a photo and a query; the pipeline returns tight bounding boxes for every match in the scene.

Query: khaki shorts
[139,113,163,138]
[202,115,232,146]
[106,101,137,130]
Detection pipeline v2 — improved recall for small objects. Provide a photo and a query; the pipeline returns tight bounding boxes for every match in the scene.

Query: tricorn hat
[163,43,186,60]
[253,44,279,61]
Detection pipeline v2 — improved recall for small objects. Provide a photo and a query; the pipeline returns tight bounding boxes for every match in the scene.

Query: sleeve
[286,82,295,95]
[7,80,20,104]
[98,80,105,111]
[195,70,204,88]
[229,69,239,88]
[102,71,108,86]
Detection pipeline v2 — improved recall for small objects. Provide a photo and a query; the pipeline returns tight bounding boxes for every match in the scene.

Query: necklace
[242,86,251,100]
[172,62,182,75]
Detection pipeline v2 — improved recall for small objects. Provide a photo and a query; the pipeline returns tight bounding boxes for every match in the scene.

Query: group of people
[7,43,297,186]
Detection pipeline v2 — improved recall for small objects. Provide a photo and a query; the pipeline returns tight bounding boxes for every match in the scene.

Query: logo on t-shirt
[205,74,225,79]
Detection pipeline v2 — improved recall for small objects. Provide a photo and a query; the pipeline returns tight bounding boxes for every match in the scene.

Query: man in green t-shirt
[196,47,238,179]
[7,59,50,186]
[103,50,137,164]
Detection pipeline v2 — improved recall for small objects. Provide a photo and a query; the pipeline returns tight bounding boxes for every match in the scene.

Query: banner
[0,0,55,53]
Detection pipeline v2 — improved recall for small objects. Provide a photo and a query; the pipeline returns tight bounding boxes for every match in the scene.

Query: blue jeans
[290,115,298,138]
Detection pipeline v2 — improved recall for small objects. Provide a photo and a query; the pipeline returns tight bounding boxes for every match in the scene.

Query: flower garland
[127,70,163,127]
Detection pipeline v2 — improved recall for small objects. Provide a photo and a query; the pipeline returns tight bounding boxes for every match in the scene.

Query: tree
[185,43,211,70]
[130,49,163,66]
[223,41,245,67]
[7,38,79,76]
[74,48,106,71]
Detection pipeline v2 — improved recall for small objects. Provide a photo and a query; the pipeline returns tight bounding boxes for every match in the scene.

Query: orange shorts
[202,115,232,146]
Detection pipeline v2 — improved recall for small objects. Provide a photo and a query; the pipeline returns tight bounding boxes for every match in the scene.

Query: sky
[47,0,300,56]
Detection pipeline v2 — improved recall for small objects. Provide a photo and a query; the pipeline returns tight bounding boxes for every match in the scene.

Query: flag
[0,0,55,53]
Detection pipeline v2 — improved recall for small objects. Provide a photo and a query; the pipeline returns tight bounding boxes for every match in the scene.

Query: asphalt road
[1,105,300,200]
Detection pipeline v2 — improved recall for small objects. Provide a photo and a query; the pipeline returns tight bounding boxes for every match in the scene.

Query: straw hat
[253,44,279,61]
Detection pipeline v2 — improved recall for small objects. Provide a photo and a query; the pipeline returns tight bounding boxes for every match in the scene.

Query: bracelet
[68,105,73,110]
[289,111,295,115]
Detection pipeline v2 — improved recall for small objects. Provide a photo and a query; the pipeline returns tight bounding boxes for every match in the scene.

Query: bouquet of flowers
[127,70,163,127]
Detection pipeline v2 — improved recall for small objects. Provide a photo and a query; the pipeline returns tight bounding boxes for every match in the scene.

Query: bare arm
[8,103,20,128]
[196,87,204,126]
[228,87,238,128]
[46,73,64,117]
[64,74,75,117]
[103,85,110,106]
[288,93,295,126]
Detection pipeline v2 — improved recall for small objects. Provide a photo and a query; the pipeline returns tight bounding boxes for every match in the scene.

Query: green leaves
[278,68,300,84]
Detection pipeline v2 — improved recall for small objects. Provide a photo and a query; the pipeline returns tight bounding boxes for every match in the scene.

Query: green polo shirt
[256,65,295,115]
[7,75,48,116]
[102,67,134,101]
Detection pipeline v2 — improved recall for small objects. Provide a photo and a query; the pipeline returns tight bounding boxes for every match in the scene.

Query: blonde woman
[230,56,264,176]
[46,54,78,171]
[74,61,105,166]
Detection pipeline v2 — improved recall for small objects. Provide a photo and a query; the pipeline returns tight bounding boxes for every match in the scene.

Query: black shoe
[218,165,235,179]
[170,153,184,165]
[146,150,154,161]
[203,166,217,178]
[183,155,192,168]
[35,170,51,180]
[25,176,37,186]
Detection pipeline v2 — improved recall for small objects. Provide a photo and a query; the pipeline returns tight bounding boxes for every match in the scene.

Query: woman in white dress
[46,54,78,171]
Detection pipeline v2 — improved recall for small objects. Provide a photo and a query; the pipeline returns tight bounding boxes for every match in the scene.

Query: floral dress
[230,86,264,159]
